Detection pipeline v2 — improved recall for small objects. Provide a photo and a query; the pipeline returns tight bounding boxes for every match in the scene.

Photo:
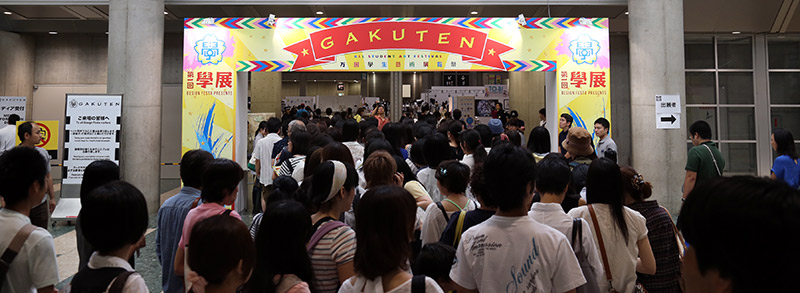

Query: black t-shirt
[439,209,495,247]
[451,145,465,161]
[558,130,568,155]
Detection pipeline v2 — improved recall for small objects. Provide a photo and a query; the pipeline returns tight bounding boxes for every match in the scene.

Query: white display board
[0,96,26,124]
[284,96,317,109]
[63,94,122,184]
[316,95,363,112]
[655,94,681,129]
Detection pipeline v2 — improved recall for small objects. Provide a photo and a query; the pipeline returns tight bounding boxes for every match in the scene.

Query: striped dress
[309,221,356,292]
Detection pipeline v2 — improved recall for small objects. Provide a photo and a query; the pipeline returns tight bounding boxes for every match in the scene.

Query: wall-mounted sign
[0,96,26,124]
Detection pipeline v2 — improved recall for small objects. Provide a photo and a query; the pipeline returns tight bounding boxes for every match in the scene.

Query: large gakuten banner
[183,17,610,158]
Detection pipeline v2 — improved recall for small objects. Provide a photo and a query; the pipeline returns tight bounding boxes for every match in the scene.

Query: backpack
[569,160,591,195]
[572,218,601,293]
[411,275,426,293]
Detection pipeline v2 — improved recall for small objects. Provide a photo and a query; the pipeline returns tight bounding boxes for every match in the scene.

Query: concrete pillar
[629,0,686,214]
[610,35,632,166]
[299,75,307,97]
[509,72,545,140]
[389,72,402,121]
[108,0,164,213]
[0,32,35,119]
[250,72,282,115]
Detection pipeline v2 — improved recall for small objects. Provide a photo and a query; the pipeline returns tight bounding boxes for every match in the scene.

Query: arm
[255,158,261,178]
[636,237,657,275]
[174,246,185,276]
[682,171,697,199]
[337,261,356,284]
[416,194,433,210]
[771,172,777,180]
[37,285,55,293]
[46,173,55,213]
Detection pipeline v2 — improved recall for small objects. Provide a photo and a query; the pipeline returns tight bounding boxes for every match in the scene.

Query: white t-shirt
[450,215,586,293]
[568,204,648,293]
[339,275,443,293]
[529,203,605,289]
[460,154,475,170]
[421,200,477,245]
[416,168,441,202]
[0,124,16,153]
[0,209,59,293]
[252,133,282,184]
[343,141,364,168]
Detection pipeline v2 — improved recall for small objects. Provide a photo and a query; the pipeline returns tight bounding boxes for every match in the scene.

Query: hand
[393,172,405,187]
[49,198,56,213]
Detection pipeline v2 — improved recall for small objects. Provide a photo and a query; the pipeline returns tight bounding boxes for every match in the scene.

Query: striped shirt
[279,156,306,182]
[309,221,356,292]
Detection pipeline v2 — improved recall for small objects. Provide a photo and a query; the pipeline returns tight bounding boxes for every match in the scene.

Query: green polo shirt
[686,141,725,182]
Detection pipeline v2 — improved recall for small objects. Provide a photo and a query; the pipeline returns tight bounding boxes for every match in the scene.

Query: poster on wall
[62,94,122,185]
[475,99,498,117]
[0,96,26,124]
[284,96,318,109]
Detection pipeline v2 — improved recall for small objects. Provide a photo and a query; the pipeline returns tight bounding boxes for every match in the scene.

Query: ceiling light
[164,11,169,15]
[624,11,629,15]
[732,31,741,35]
[105,31,109,35]
[3,11,11,15]
[316,11,324,15]
[470,11,478,15]
[49,31,58,35]
[314,80,317,82]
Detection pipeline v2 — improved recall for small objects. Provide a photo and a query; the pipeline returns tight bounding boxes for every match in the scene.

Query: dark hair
[560,113,573,127]
[435,160,470,194]
[620,166,653,202]
[309,161,358,212]
[446,120,462,142]
[689,120,712,139]
[255,120,268,137]
[483,144,536,212]
[415,243,456,282]
[7,114,20,125]
[586,158,628,242]
[305,123,320,138]
[423,133,454,169]
[265,176,299,207]
[536,154,571,195]
[280,119,291,137]
[474,125,493,151]
[80,181,148,254]
[594,117,610,130]
[188,215,256,285]
[773,128,798,160]
[604,149,618,162]
[539,108,546,116]
[17,121,34,142]
[364,151,397,188]
[353,186,417,279]
[342,119,360,142]
[469,163,494,208]
[364,128,386,145]
[678,176,800,292]
[303,147,324,178]
[201,158,244,203]
[325,108,333,115]
[527,126,551,154]
[452,109,462,120]
[359,122,374,142]
[502,130,521,147]
[0,147,47,206]
[322,142,356,167]
[382,122,407,154]
[393,155,417,183]
[179,150,214,188]
[80,160,121,204]
[246,200,313,293]
[410,138,427,167]
[311,133,334,150]
[413,122,434,140]
[290,131,312,156]
[326,127,342,142]
[364,138,396,162]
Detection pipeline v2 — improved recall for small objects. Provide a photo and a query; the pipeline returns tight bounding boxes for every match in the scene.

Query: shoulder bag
[588,205,648,293]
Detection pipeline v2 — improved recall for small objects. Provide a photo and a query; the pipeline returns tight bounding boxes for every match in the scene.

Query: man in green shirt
[683,120,725,200]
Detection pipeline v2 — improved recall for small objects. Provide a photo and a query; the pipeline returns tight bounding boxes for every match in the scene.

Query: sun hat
[561,127,594,157]
[488,119,504,135]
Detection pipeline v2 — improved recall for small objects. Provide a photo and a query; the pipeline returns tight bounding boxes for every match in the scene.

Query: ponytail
[461,129,486,165]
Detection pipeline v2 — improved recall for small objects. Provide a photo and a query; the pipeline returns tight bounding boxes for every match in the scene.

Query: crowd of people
[1,104,800,293]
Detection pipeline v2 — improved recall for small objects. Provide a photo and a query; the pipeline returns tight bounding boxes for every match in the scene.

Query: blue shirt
[156,186,201,293]
[772,155,800,189]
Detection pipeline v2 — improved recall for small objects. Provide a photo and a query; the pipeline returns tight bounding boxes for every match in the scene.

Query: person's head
[415,243,457,291]
[435,160,470,195]
[356,107,365,115]
[474,124,492,150]
[413,122,434,140]
[469,163,495,208]
[246,200,313,293]
[305,123,320,138]
[586,158,628,241]
[594,117,610,139]
[80,160,121,202]
[309,160,358,214]
[506,118,522,132]
[446,120,463,143]
[353,186,417,280]
[382,122,407,152]
[483,144,537,212]
[310,133,333,149]
[7,114,20,126]
[501,130,522,147]
[535,154,571,197]
[287,119,306,137]
[495,102,502,110]
[772,128,798,159]
[460,129,487,164]
[325,108,333,116]
[179,150,214,189]
[392,155,417,183]
[678,176,800,293]
[376,105,385,116]
[17,121,41,146]
[364,151,397,188]
[256,120,268,137]
[423,133,454,169]
[321,142,356,167]
[264,175,299,210]
[342,118,359,142]
[689,120,713,145]
[289,131,312,156]
[364,128,386,145]
[562,127,594,158]
[410,138,427,167]
[559,113,573,130]
[527,126,551,154]
[201,158,244,204]
[538,108,546,121]
[620,166,653,203]
[0,147,47,208]
[487,118,504,135]
[265,117,281,134]
[80,181,148,255]
[188,215,256,289]
[452,109,462,120]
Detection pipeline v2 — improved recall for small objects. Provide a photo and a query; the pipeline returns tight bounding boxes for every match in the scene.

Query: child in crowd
[414,243,457,292]
[421,160,476,245]
[187,215,256,293]
[249,175,299,239]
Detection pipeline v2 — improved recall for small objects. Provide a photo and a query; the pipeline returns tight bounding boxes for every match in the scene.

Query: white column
[108,0,164,213]
[628,0,687,214]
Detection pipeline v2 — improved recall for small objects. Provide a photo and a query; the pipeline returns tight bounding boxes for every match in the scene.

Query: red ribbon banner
[284,21,513,70]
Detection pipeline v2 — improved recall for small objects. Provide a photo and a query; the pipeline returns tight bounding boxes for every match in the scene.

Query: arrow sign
[660,115,676,124]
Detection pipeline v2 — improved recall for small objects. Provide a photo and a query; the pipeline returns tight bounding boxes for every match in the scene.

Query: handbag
[588,205,647,293]
[660,206,687,261]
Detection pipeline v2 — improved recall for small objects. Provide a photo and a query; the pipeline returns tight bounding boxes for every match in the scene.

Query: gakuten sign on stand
[182,17,610,157]
[62,94,122,184]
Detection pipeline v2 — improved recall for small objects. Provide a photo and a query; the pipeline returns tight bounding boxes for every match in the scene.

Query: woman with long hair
[527,126,551,162]
[568,158,656,293]
[245,200,313,293]
[771,128,800,189]
[459,129,487,170]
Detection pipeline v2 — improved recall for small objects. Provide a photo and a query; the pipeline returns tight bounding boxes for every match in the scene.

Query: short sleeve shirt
[0,209,59,293]
[178,203,242,249]
[35,147,51,173]
[685,141,725,182]
[310,222,356,292]
[772,155,800,189]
